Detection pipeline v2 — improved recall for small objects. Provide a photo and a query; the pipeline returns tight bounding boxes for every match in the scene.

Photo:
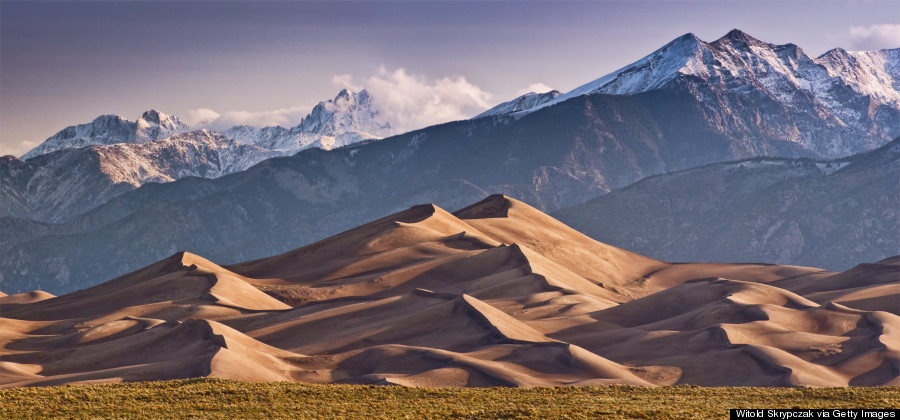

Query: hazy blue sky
[2,0,898,156]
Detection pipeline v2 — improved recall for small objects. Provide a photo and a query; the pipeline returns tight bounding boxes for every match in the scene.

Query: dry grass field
[1,379,898,419]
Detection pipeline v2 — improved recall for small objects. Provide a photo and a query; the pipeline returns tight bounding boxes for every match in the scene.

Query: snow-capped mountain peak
[488,29,899,157]
[21,109,191,160]
[134,109,190,143]
[9,88,402,223]
[221,88,395,152]
[547,32,707,102]
[296,88,392,138]
[21,114,134,160]
[22,87,397,165]
[713,28,769,48]
[520,29,898,113]
[92,114,131,127]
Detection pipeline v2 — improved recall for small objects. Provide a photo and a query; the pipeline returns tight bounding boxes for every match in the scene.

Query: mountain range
[485,29,900,158]
[2,131,282,223]
[2,195,897,387]
[1,29,898,296]
[21,89,391,161]
[19,110,191,160]
[3,89,392,223]
[222,88,393,152]
[554,137,900,271]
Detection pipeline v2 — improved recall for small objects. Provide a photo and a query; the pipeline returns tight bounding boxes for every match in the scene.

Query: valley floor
[1,379,897,419]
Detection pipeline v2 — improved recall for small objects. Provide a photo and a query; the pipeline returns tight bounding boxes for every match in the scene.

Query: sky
[1,0,899,157]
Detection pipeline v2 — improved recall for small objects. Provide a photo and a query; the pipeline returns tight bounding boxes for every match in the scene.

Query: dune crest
[0,290,55,305]
[2,195,898,388]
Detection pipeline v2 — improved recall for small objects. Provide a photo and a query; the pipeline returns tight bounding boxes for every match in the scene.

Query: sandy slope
[1,195,897,388]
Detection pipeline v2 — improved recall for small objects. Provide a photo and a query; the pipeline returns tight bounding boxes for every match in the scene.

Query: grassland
[1,379,897,419]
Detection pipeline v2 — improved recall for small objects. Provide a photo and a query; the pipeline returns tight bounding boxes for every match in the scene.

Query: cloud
[331,74,361,91]
[340,67,492,133]
[187,67,492,135]
[0,140,39,158]
[517,83,554,96]
[185,108,220,127]
[188,106,312,131]
[848,24,900,50]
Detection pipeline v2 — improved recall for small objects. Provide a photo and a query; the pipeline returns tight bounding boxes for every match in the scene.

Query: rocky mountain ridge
[2,130,282,222]
[475,90,561,118]
[20,89,392,161]
[485,30,900,158]
[220,89,393,152]
[3,89,393,222]
[20,110,190,160]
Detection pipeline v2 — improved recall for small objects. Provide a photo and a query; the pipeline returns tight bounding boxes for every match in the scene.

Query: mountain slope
[554,138,900,270]
[476,90,561,118]
[2,195,897,388]
[510,30,900,157]
[1,131,282,222]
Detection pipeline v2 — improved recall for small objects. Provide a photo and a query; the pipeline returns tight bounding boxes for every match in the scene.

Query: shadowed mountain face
[1,90,842,295]
[554,138,900,271]
[2,196,897,388]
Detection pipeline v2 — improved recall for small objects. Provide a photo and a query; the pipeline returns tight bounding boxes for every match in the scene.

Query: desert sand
[1,195,898,388]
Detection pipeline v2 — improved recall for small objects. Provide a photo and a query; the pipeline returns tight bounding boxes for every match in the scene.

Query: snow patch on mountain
[817,48,900,105]
[2,130,287,222]
[216,88,392,153]
[133,110,190,144]
[568,33,709,98]
[475,90,561,118]
[21,114,137,160]
[22,88,394,164]
[21,110,190,161]
[533,29,899,115]
[221,125,296,152]
[6,88,399,222]
[487,29,900,157]
[94,129,282,186]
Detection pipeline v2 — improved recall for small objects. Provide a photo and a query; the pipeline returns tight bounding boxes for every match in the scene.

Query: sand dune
[2,252,289,325]
[0,290,55,305]
[454,195,665,289]
[2,195,897,388]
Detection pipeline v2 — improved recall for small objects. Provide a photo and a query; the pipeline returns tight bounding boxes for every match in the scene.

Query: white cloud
[188,106,312,131]
[340,66,492,133]
[849,24,900,50]
[331,74,361,91]
[0,140,39,158]
[185,108,220,127]
[187,67,492,135]
[517,83,554,96]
